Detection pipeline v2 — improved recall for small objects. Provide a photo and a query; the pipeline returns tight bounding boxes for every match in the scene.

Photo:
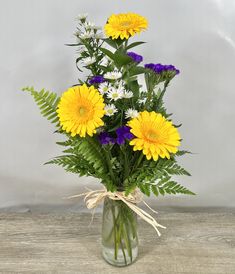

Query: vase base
[102,246,138,267]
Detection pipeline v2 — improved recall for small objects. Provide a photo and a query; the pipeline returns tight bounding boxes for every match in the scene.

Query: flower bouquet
[23,13,194,267]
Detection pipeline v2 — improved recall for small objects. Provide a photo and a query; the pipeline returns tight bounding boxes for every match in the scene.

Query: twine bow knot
[66,188,166,236]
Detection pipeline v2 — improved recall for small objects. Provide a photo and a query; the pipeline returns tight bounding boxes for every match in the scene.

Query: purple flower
[116,126,134,145]
[145,63,180,75]
[89,75,105,85]
[98,132,116,145]
[127,52,143,63]
[144,63,156,71]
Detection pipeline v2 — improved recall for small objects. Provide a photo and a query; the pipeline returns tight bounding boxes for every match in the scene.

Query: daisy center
[120,20,131,28]
[146,130,159,142]
[112,93,119,98]
[78,106,87,116]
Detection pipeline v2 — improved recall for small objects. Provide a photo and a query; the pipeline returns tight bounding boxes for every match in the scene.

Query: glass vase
[101,197,138,266]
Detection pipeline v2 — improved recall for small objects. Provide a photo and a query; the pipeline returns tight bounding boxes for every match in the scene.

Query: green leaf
[100,48,115,61]
[74,137,108,174]
[76,56,84,72]
[45,154,95,176]
[114,52,132,67]
[100,48,132,68]
[129,66,146,77]
[157,159,191,176]
[65,43,81,46]
[139,183,151,196]
[22,86,60,126]
[126,41,146,50]
[175,150,192,156]
[127,80,139,99]
[151,185,159,196]
[103,38,118,49]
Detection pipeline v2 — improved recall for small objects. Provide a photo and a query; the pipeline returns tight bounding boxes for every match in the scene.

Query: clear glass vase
[101,197,138,266]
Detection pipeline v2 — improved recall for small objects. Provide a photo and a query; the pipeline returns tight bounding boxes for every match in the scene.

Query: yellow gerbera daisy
[57,84,105,137]
[128,111,181,161]
[104,13,148,40]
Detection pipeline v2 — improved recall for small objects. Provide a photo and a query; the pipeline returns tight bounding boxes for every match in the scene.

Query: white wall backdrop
[0,0,235,210]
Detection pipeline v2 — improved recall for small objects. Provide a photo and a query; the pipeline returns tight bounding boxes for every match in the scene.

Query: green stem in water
[111,204,118,260]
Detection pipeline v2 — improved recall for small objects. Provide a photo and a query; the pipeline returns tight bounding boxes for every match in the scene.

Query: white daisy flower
[123,91,133,98]
[100,57,110,67]
[79,31,93,39]
[114,81,125,91]
[94,32,103,39]
[74,30,82,38]
[77,13,88,20]
[104,104,118,116]
[98,82,110,94]
[107,87,123,101]
[138,98,147,105]
[84,21,95,30]
[125,108,139,119]
[104,70,122,80]
[82,57,96,66]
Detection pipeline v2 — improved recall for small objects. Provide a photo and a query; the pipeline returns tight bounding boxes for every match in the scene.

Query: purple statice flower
[116,126,134,145]
[144,63,156,71]
[145,63,180,75]
[89,75,105,85]
[127,52,143,63]
[98,132,115,145]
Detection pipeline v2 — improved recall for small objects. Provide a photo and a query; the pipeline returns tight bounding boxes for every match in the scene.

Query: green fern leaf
[74,137,108,174]
[22,86,60,126]
[175,150,192,156]
[45,154,95,176]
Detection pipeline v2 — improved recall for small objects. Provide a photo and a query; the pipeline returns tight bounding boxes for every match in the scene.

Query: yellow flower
[57,84,105,137]
[104,13,148,40]
[128,111,180,161]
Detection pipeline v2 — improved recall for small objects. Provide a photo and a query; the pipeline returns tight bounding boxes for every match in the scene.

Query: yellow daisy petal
[104,13,148,40]
[57,84,105,137]
[128,111,181,161]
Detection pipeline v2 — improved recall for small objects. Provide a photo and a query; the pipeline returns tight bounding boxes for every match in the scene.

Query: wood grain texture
[0,208,234,273]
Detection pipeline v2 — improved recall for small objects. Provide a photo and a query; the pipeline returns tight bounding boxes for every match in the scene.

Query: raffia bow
[66,188,166,236]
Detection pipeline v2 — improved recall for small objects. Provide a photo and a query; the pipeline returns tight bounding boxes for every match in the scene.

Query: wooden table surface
[0,208,234,274]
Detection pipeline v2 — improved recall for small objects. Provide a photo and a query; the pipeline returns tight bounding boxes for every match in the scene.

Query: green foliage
[126,157,194,197]
[45,154,95,176]
[175,150,192,156]
[22,86,60,126]
[151,180,195,196]
[46,136,115,191]
[157,159,191,176]
[103,38,124,49]
[100,48,132,68]
[74,137,107,174]
[23,17,193,200]
[126,41,146,50]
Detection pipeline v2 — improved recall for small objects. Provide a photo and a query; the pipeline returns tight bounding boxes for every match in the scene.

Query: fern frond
[151,181,195,196]
[157,159,191,176]
[74,137,108,174]
[175,150,192,156]
[22,86,60,126]
[45,154,95,176]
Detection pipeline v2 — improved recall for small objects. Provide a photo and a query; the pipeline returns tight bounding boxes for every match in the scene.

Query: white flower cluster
[98,73,139,118]
[75,14,104,41]
[75,14,139,121]
[99,77,133,103]
[82,57,96,66]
